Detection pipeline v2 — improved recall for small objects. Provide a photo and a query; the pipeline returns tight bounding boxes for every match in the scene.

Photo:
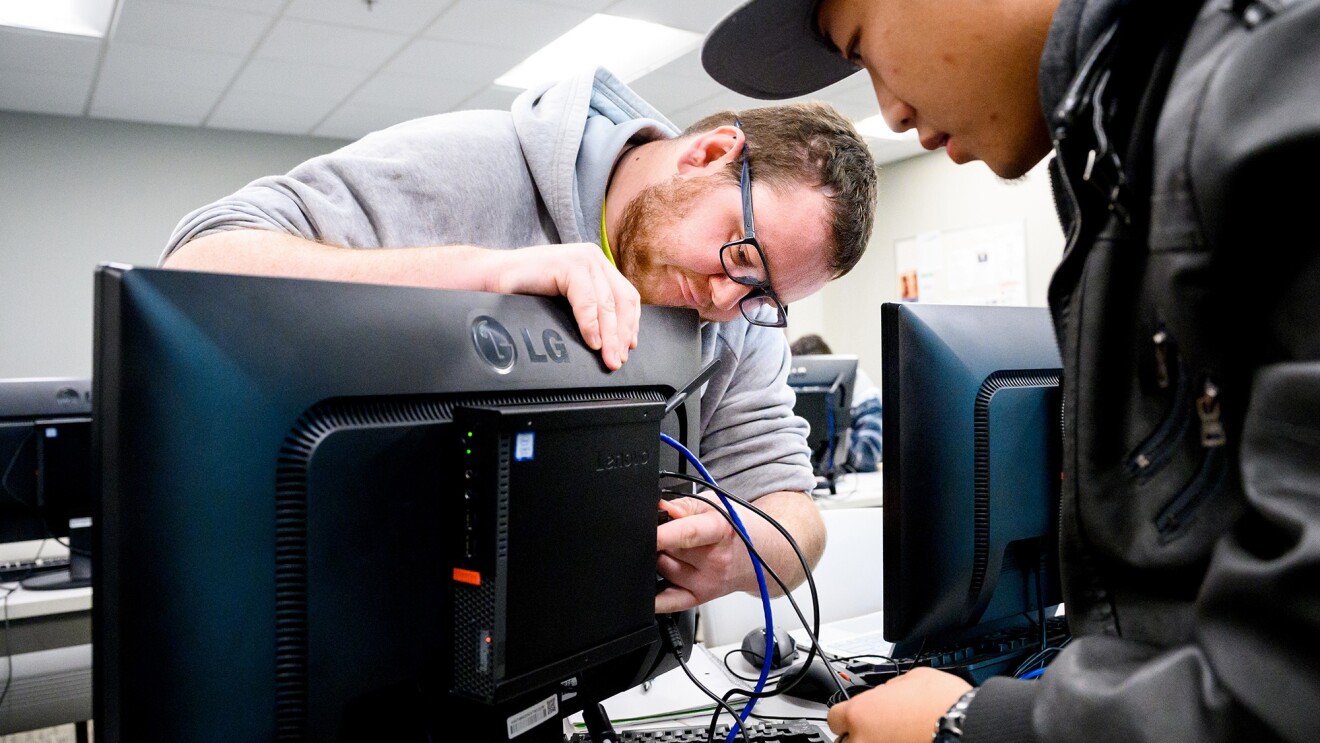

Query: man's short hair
[790,333,833,356]
[682,102,878,279]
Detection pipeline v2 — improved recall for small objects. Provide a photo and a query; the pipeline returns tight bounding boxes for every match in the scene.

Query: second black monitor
[881,302,1064,658]
[787,354,858,484]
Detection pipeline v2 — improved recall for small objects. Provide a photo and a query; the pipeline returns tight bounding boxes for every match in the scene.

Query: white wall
[787,150,1066,377]
[0,111,349,379]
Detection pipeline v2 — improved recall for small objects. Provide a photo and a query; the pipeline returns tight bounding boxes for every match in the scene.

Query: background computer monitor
[93,266,703,743]
[787,354,858,484]
[0,377,93,590]
[880,302,1064,658]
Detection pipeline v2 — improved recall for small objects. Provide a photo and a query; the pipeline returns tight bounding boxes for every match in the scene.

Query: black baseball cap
[701,0,861,99]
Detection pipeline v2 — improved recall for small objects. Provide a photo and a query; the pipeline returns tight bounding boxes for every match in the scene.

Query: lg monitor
[93,265,703,743]
[880,302,1065,667]
[0,377,93,590]
[787,354,858,489]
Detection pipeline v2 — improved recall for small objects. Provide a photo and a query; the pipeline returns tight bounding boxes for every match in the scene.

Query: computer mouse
[774,655,863,706]
[739,626,799,670]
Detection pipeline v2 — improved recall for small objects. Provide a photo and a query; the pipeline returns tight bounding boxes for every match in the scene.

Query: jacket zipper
[1127,328,1190,479]
[1154,377,1227,541]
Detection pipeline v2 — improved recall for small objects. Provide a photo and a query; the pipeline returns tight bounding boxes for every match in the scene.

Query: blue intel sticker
[514,432,535,461]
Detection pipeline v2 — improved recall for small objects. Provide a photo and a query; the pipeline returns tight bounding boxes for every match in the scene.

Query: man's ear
[674,125,744,177]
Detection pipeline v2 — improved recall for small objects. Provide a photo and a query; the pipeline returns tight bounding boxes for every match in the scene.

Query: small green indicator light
[465,449,473,455]
[467,431,474,438]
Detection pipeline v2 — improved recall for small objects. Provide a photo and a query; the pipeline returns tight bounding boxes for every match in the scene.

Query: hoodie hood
[1039,0,1135,119]
[511,66,679,246]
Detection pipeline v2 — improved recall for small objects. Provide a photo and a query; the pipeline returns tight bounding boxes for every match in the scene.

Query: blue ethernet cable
[659,432,774,741]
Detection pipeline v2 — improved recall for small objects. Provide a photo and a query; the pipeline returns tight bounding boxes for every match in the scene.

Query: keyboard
[0,555,71,582]
[840,616,1070,687]
[819,631,893,659]
[568,719,827,743]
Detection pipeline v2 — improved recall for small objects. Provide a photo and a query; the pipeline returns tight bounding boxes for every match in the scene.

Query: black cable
[658,614,750,743]
[657,472,838,699]
[672,489,833,704]
[652,488,801,742]
[721,648,792,683]
[658,471,852,740]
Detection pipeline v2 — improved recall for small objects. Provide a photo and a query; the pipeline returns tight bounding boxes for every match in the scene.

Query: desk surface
[811,469,882,509]
[0,540,91,621]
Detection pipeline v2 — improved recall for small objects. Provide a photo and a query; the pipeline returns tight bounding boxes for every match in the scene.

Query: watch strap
[932,687,979,742]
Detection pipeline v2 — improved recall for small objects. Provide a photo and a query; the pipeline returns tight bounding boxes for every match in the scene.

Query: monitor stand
[22,521,91,590]
[815,473,839,495]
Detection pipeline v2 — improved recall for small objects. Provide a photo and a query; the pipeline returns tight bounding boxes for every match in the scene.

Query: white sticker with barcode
[507,694,558,739]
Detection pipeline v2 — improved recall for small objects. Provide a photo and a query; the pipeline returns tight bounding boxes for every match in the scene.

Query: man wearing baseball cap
[704,2,1320,743]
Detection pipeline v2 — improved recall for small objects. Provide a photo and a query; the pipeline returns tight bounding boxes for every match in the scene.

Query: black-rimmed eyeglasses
[719,119,788,328]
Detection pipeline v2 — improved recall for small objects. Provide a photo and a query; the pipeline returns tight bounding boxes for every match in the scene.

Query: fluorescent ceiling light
[0,0,117,37]
[855,114,920,142]
[496,14,702,90]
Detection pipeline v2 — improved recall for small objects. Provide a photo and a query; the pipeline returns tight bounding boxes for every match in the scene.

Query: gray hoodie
[161,66,815,502]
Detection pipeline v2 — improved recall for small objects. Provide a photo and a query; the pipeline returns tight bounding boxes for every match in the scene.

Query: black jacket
[964,1,1320,740]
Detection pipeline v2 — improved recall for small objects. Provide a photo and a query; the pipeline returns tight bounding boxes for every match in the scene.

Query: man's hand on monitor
[167,234,639,371]
[484,243,640,371]
[826,667,971,743]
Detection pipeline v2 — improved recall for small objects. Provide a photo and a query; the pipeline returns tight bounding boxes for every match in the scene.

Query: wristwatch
[932,687,979,742]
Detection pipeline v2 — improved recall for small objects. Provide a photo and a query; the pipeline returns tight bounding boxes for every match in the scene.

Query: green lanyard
[599,195,617,267]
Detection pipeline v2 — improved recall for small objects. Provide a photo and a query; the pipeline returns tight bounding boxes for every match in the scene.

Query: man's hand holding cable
[654,490,824,614]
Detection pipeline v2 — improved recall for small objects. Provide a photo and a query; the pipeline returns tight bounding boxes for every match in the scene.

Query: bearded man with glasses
[160,66,878,614]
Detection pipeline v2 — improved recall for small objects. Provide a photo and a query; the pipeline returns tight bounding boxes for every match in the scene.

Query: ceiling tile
[98,41,245,90]
[0,0,866,141]
[208,89,337,134]
[283,0,451,35]
[534,0,614,10]
[228,58,370,100]
[348,72,483,112]
[0,71,93,117]
[313,101,438,140]
[452,85,521,112]
[152,0,285,14]
[626,74,723,121]
[112,0,273,54]
[669,89,779,120]
[601,0,742,33]
[383,38,521,85]
[255,18,410,71]
[0,28,101,76]
[648,48,717,81]
[425,0,589,51]
[90,82,219,126]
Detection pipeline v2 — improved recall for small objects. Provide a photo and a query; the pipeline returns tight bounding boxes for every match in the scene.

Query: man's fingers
[590,261,623,369]
[610,270,642,352]
[655,585,698,614]
[560,263,604,350]
[656,509,727,551]
[826,699,851,736]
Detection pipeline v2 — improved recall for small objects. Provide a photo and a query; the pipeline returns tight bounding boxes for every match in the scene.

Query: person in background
[703,0,1320,741]
[161,66,879,618]
[789,333,882,473]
